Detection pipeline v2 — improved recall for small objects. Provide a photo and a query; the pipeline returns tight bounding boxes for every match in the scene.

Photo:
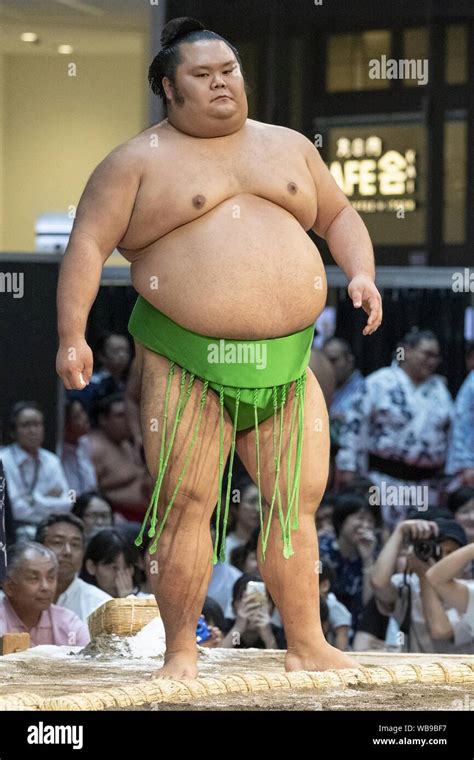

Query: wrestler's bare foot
[152,650,198,680]
[285,642,362,673]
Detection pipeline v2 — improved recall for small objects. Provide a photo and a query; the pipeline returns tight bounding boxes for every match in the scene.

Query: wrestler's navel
[287,182,298,194]
[192,194,206,208]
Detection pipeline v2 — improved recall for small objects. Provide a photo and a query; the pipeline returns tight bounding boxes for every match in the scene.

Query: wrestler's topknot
[160,17,206,48]
[148,16,246,110]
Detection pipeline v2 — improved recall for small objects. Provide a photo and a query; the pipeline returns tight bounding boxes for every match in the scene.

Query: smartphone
[245,581,267,605]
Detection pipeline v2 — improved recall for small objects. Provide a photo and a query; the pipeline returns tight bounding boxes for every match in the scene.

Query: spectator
[224,480,261,561]
[426,542,474,651]
[447,487,474,546]
[57,398,98,498]
[336,330,453,528]
[319,564,351,650]
[0,542,89,646]
[371,518,467,653]
[322,337,365,456]
[67,332,131,412]
[316,495,336,538]
[229,527,259,573]
[446,370,474,488]
[81,528,137,598]
[319,493,379,633]
[35,513,111,620]
[87,394,151,522]
[71,491,114,540]
[207,524,242,614]
[0,402,72,539]
[200,596,225,648]
[220,573,286,649]
[0,461,6,583]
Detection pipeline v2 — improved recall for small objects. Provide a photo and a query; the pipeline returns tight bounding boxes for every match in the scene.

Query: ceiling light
[21,33,38,43]
[57,45,74,55]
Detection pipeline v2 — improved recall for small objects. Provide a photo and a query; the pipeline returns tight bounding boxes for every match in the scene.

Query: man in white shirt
[1,402,73,538]
[336,330,453,528]
[35,513,110,621]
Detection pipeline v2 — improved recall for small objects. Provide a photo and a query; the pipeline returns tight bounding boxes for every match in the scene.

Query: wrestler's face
[163,40,248,138]
[100,335,130,376]
[99,400,130,441]
[14,408,44,452]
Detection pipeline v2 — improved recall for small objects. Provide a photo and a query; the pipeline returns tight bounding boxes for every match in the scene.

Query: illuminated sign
[329,136,417,213]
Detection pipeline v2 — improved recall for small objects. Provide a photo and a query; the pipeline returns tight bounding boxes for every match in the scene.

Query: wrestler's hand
[56,338,94,390]
[348,274,383,336]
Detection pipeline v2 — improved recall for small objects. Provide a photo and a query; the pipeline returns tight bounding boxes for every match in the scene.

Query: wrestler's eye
[196,73,209,77]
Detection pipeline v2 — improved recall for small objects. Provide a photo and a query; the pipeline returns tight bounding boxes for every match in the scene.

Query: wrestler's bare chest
[117,119,318,257]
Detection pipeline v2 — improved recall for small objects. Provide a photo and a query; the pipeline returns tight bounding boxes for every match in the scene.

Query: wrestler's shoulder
[248,119,314,151]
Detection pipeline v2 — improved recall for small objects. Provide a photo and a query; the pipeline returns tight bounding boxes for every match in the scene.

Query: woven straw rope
[0,661,473,711]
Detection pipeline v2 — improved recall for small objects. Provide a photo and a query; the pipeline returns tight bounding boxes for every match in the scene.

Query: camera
[413,538,442,563]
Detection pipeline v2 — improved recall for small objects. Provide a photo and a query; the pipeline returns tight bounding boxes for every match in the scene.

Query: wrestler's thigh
[138,342,233,511]
[235,367,329,518]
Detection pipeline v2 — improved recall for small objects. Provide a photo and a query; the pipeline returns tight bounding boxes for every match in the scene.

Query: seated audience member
[81,528,138,598]
[445,369,474,488]
[71,491,114,540]
[207,523,242,614]
[87,394,151,522]
[199,596,225,648]
[447,487,474,546]
[352,597,390,651]
[67,332,131,413]
[229,528,259,573]
[426,542,474,651]
[221,573,286,649]
[371,517,467,653]
[316,495,336,538]
[224,480,261,561]
[35,513,111,620]
[319,493,380,632]
[57,398,98,498]
[319,564,351,650]
[0,542,89,646]
[1,402,72,539]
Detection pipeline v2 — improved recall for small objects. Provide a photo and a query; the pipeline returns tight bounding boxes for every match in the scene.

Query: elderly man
[56,17,382,678]
[36,513,111,621]
[0,542,89,647]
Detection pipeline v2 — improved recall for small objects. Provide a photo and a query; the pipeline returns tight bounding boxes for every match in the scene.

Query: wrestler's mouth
[212,95,232,101]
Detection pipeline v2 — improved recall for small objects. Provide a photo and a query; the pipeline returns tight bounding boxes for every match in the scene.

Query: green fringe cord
[212,385,226,564]
[216,388,240,564]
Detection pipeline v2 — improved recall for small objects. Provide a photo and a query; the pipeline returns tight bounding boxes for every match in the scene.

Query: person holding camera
[425,543,474,651]
[371,517,467,652]
[220,574,285,649]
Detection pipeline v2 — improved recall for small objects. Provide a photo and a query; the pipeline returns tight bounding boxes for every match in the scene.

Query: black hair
[322,336,352,354]
[65,396,88,425]
[447,487,474,515]
[465,341,474,358]
[148,16,245,110]
[81,528,137,586]
[320,562,336,587]
[89,392,125,427]
[202,596,225,630]
[71,491,112,521]
[8,400,43,436]
[332,493,380,538]
[35,512,85,545]
[402,328,438,350]
[229,529,259,572]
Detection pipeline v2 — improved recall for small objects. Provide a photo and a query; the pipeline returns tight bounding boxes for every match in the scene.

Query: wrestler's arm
[56,146,141,390]
[303,138,382,336]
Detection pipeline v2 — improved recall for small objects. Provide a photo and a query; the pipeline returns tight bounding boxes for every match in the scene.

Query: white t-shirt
[207,561,242,614]
[390,573,463,654]
[450,581,474,652]
[57,576,111,622]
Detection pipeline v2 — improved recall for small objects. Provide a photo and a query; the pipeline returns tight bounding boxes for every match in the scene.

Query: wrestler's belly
[129,194,327,339]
